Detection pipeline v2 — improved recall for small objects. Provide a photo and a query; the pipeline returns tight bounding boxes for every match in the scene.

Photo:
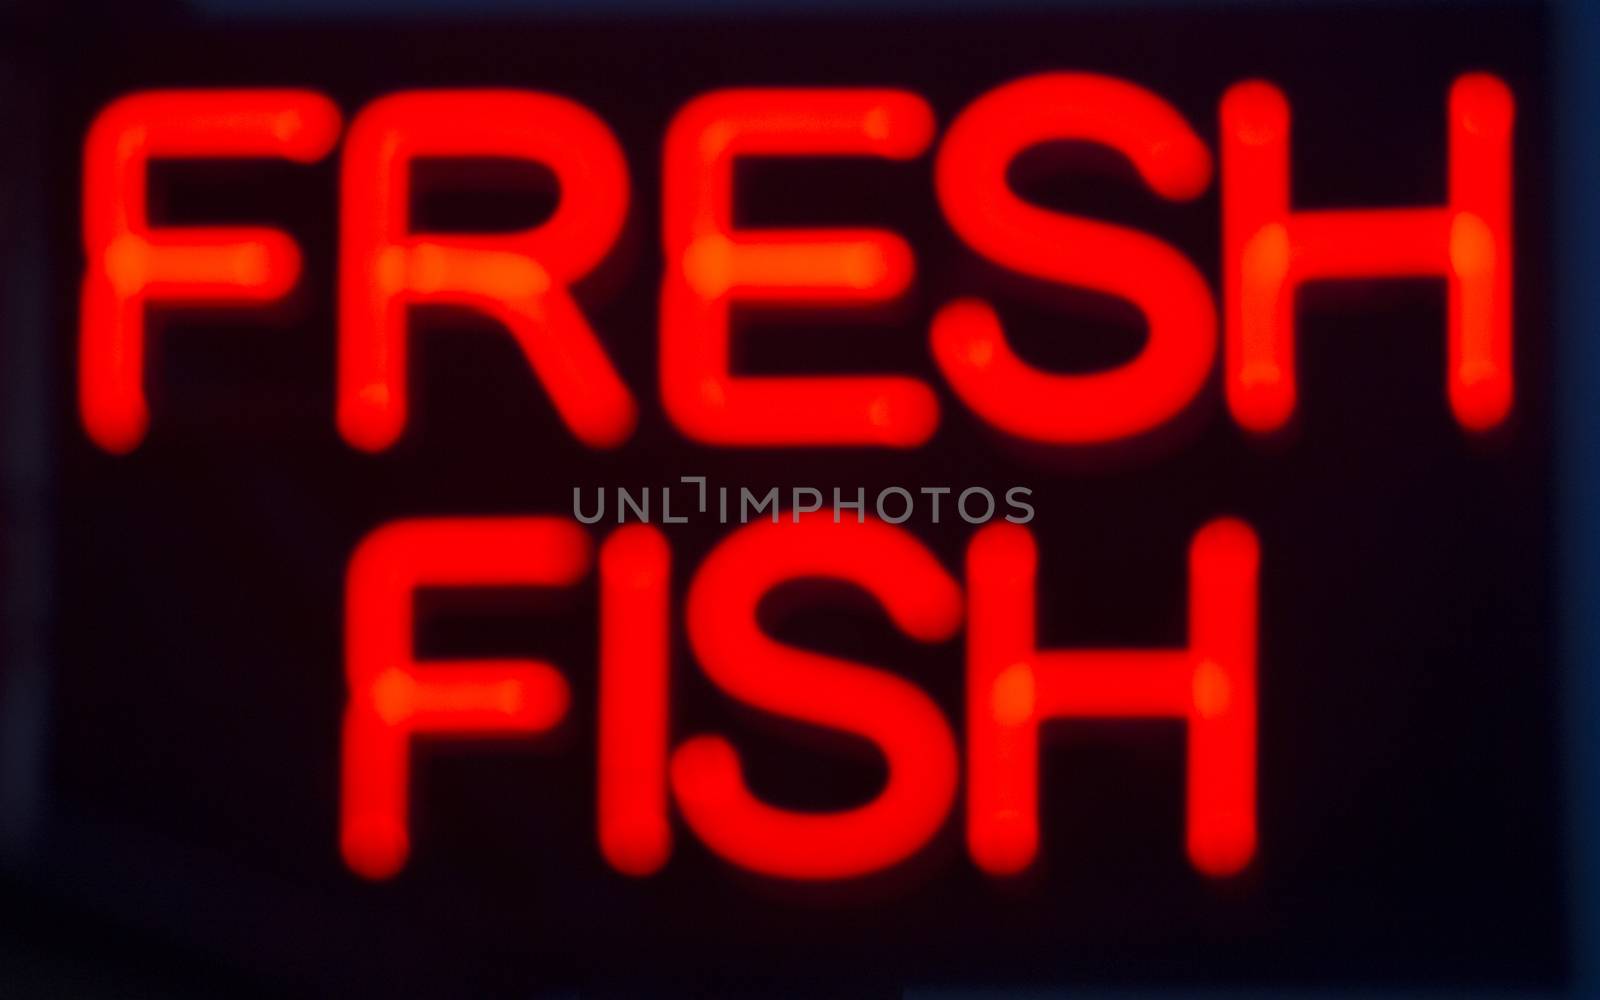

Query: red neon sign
[933,73,1217,443]
[81,90,340,454]
[80,75,1516,451]
[1219,74,1514,432]
[338,513,1255,882]
[598,524,674,876]
[75,75,1515,886]
[965,519,1258,877]
[674,514,962,879]
[341,517,588,880]
[662,89,941,447]
[338,91,636,452]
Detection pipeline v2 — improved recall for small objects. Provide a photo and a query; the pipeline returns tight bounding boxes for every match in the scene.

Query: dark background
[0,1,1567,996]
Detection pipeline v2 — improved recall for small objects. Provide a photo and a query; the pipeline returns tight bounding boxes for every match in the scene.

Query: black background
[0,1,1565,995]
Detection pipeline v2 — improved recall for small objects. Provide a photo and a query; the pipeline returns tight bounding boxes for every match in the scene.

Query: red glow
[661,89,939,446]
[1220,74,1514,432]
[80,90,340,453]
[672,514,961,879]
[965,519,1259,877]
[933,73,1216,443]
[599,525,674,876]
[341,517,589,880]
[338,91,636,451]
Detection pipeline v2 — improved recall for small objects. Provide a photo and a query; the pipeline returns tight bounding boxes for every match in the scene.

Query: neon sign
[74,74,1517,888]
[82,76,1513,455]
[33,2,1569,990]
